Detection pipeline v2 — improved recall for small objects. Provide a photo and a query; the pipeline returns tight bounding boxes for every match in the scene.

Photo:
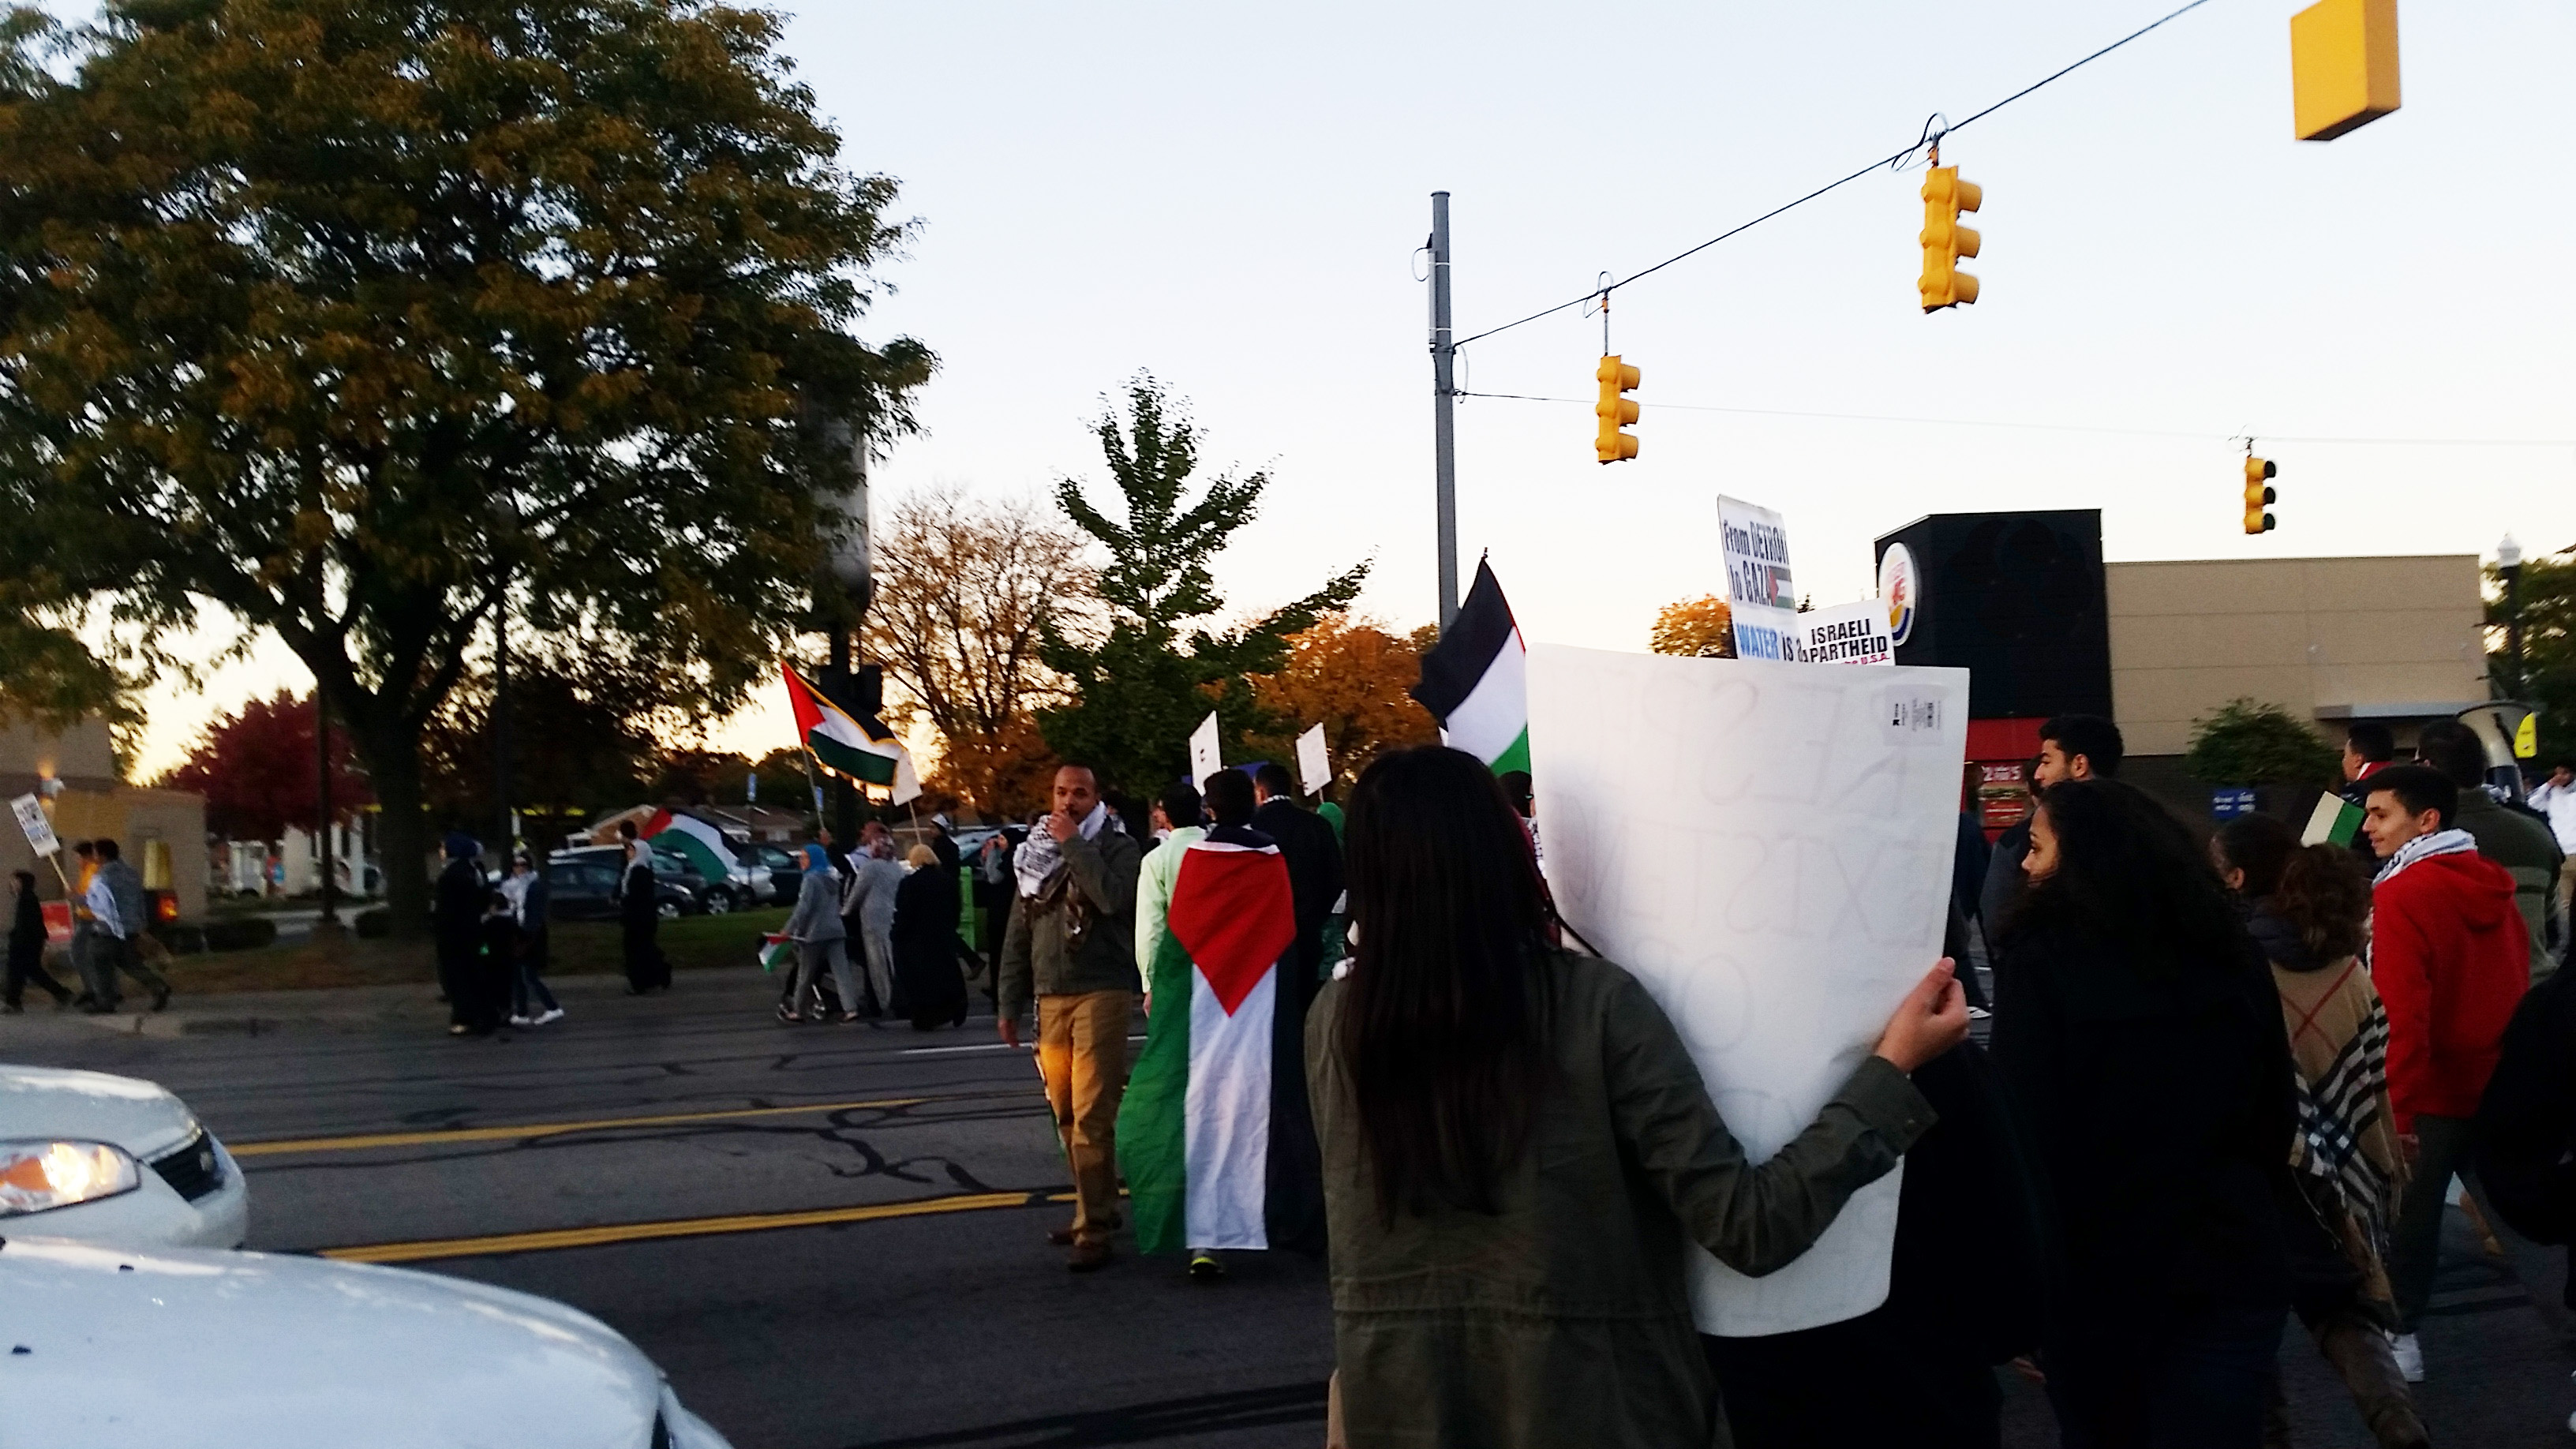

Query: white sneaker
[507,1014,534,1028]
[1968,1005,1994,1020]
[2387,1330,2423,1383]
[534,1008,565,1026]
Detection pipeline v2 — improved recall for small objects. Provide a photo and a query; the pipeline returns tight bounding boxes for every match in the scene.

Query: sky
[118,0,2576,777]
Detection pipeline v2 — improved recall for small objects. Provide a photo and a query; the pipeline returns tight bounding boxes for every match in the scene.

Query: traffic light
[1595,354,1640,463]
[1919,165,1982,312]
[2243,456,2278,534]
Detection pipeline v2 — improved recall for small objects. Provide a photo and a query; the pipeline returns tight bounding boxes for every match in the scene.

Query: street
[8,966,2571,1448]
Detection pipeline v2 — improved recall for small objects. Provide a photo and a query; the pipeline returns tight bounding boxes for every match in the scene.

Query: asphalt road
[10,966,2574,1447]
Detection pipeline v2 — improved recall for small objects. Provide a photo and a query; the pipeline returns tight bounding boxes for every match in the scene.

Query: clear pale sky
[119,0,2576,777]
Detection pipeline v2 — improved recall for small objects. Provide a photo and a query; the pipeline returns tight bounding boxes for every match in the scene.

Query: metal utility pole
[1429,191,1458,632]
[493,587,514,860]
[315,686,338,931]
[2499,534,2526,697]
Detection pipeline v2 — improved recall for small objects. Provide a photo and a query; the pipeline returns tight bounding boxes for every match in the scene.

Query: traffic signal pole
[1430,191,1459,633]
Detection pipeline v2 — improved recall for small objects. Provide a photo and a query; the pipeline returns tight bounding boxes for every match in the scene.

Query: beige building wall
[2106,555,2488,757]
[0,718,208,919]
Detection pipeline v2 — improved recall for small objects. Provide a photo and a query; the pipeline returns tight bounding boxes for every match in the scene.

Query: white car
[0,1063,248,1249]
[0,1237,732,1447]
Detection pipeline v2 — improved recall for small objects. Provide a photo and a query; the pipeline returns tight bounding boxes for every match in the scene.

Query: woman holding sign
[1307,746,1968,1447]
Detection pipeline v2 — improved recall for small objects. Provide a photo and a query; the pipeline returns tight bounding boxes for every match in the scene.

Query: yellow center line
[230,1095,944,1157]
[321,1189,1077,1264]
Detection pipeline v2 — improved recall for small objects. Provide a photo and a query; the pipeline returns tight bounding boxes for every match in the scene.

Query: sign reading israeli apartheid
[1792,598,1896,666]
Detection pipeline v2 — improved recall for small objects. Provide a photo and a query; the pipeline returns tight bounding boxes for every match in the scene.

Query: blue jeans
[2046,1300,2286,1449]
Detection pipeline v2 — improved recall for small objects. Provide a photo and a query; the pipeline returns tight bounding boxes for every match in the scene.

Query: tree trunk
[356,725,432,938]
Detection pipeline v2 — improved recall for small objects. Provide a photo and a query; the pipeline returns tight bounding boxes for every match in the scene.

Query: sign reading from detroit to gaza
[1527,644,1968,1336]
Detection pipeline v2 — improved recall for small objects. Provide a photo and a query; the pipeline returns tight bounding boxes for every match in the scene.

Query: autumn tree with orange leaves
[1248,613,1440,796]
[1649,595,1737,658]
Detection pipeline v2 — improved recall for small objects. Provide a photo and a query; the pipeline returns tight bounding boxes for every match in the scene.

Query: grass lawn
[147,907,794,995]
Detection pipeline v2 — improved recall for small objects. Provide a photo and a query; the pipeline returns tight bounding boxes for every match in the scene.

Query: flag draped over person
[782,663,922,804]
[1409,560,1527,775]
[1118,822,1325,1255]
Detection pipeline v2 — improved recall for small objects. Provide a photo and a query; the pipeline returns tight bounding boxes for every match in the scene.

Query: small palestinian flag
[1117,824,1324,1256]
[2303,792,2365,848]
[1410,559,1529,775]
[781,664,921,804]
[641,808,732,886]
[757,933,794,973]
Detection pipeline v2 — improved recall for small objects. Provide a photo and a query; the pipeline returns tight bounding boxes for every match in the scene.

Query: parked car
[544,848,704,920]
[0,1237,732,1447]
[661,840,769,915]
[0,1064,248,1250]
[751,842,806,904]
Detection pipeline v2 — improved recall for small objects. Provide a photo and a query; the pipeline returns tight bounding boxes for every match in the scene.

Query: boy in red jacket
[2367,763,2539,1382]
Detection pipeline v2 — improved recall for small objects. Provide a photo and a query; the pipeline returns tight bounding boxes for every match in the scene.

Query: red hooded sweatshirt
[2373,851,2529,1133]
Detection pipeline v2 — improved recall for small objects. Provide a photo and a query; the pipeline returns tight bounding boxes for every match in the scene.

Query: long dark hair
[1339,745,1552,1221]
[2009,778,2243,967]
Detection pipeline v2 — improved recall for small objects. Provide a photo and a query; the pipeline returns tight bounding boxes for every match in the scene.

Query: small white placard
[10,793,58,857]
[1295,724,1330,797]
[1189,711,1223,788]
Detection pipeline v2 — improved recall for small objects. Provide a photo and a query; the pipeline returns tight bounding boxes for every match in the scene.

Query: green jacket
[2455,792,2563,980]
[998,825,1143,1019]
[1308,951,1934,1449]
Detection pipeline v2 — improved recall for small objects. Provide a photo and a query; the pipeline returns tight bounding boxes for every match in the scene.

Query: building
[0,717,208,920]
[1877,510,2492,827]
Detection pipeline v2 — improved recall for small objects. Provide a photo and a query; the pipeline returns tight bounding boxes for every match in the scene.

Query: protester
[998,764,1142,1271]
[1953,762,1994,1016]
[2211,814,2426,1449]
[2535,759,2576,930]
[779,842,858,1024]
[1988,778,2295,1447]
[615,820,670,994]
[2342,723,2398,807]
[66,839,99,1009]
[1979,715,2122,931]
[2416,719,2562,978]
[4,870,73,1012]
[843,833,904,1017]
[477,889,523,1028]
[926,813,962,873]
[434,833,496,1035]
[2473,934,2576,1419]
[1496,766,1543,871]
[893,843,970,1030]
[1134,781,1208,998]
[83,838,169,1013]
[503,851,563,1027]
[1251,762,1343,1006]
[1122,768,1324,1282]
[1309,744,1964,1446]
[2363,762,2538,1382]
[974,829,1017,1004]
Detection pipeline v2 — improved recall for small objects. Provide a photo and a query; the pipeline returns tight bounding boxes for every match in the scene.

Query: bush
[2186,698,2341,791]
[354,908,394,939]
[201,916,279,953]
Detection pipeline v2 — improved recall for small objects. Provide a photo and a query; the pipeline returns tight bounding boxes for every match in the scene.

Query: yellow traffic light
[1595,354,1640,464]
[2243,456,2278,534]
[1919,165,1982,312]
[2291,0,2399,141]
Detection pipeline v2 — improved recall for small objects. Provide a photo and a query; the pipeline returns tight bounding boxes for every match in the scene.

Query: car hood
[0,1239,668,1448]
[0,1064,200,1161]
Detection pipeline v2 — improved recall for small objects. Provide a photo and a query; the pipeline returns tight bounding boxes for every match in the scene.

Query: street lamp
[2499,533,2525,699]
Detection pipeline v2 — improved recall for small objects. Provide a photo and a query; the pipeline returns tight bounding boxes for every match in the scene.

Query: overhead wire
[1446,0,2221,353]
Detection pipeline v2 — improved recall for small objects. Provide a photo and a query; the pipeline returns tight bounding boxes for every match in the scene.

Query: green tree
[0,1,930,928]
[2185,697,2342,792]
[1037,376,1364,794]
[2491,552,2576,765]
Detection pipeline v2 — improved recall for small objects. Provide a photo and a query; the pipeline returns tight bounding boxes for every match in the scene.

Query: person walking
[2417,720,2563,979]
[614,820,670,994]
[2533,758,2576,932]
[502,852,562,1027]
[1135,781,1207,988]
[1954,762,1995,1017]
[1251,762,1344,1011]
[893,843,969,1030]
[2361,762,2542,1382]
[842,833,904,1017]
[4,870,73,1012]
[781,843,859,1024]
[1988,778,2297,1449]
[433,833,495,1035]
[2211,814,2426,1449]
[66,840,100,1009]
[998,764,1143,1271]
[1979,715,2123,934]
[1310,745,1964,1447]
[974,828,1017,1002]
[84,839,170,1013]
[2474,929,2576,1432]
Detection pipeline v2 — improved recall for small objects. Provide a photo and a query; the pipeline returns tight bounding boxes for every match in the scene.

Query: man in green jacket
[999,764,1144,1270]
[2421,721,2563,980]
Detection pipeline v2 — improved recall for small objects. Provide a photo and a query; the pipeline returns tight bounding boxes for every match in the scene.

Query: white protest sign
[1295,723,1330,797]
[1527,644,1967,1335]
[1716,496,1797,661]
[11,793,59,857]
[1189,710,1223,788]
[1793,598,1896,666]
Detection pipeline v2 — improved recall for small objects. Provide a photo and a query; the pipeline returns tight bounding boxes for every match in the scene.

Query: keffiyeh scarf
[1014,801,1110,899]
[2372,827,2477,886]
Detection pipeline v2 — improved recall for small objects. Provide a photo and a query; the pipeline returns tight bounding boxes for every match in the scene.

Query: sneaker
[1188,1251,1226,1282]
[1967,1005,1993,1020]
[508,1014,534,1028]
[447,1023,471,1036]
[2387,1331,2423,1383]
[534,1008,564,1026]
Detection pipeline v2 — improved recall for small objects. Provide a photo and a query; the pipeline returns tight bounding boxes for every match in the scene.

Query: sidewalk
[0,965,771,1044]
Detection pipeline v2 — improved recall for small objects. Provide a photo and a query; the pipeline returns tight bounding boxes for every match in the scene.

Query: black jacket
[9,887,43,956]
[1252,797,1343,1002]
[2477,968,2576,1248]
[892,863,959,945]
[1979,819,2029,937]
[432,858,485,958]
[1990,903,2296,1317]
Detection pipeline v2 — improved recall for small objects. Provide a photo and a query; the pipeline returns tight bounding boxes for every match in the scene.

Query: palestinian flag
[1410,559,1529,775]
[2303,791,2365,848]
[641,808,733,886]
[782,664,922,804]
[1116,824,1326,1256]
[757,933,794,973]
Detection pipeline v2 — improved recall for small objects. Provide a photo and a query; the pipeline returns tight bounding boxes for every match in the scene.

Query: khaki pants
[1037,990,1131,1246]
